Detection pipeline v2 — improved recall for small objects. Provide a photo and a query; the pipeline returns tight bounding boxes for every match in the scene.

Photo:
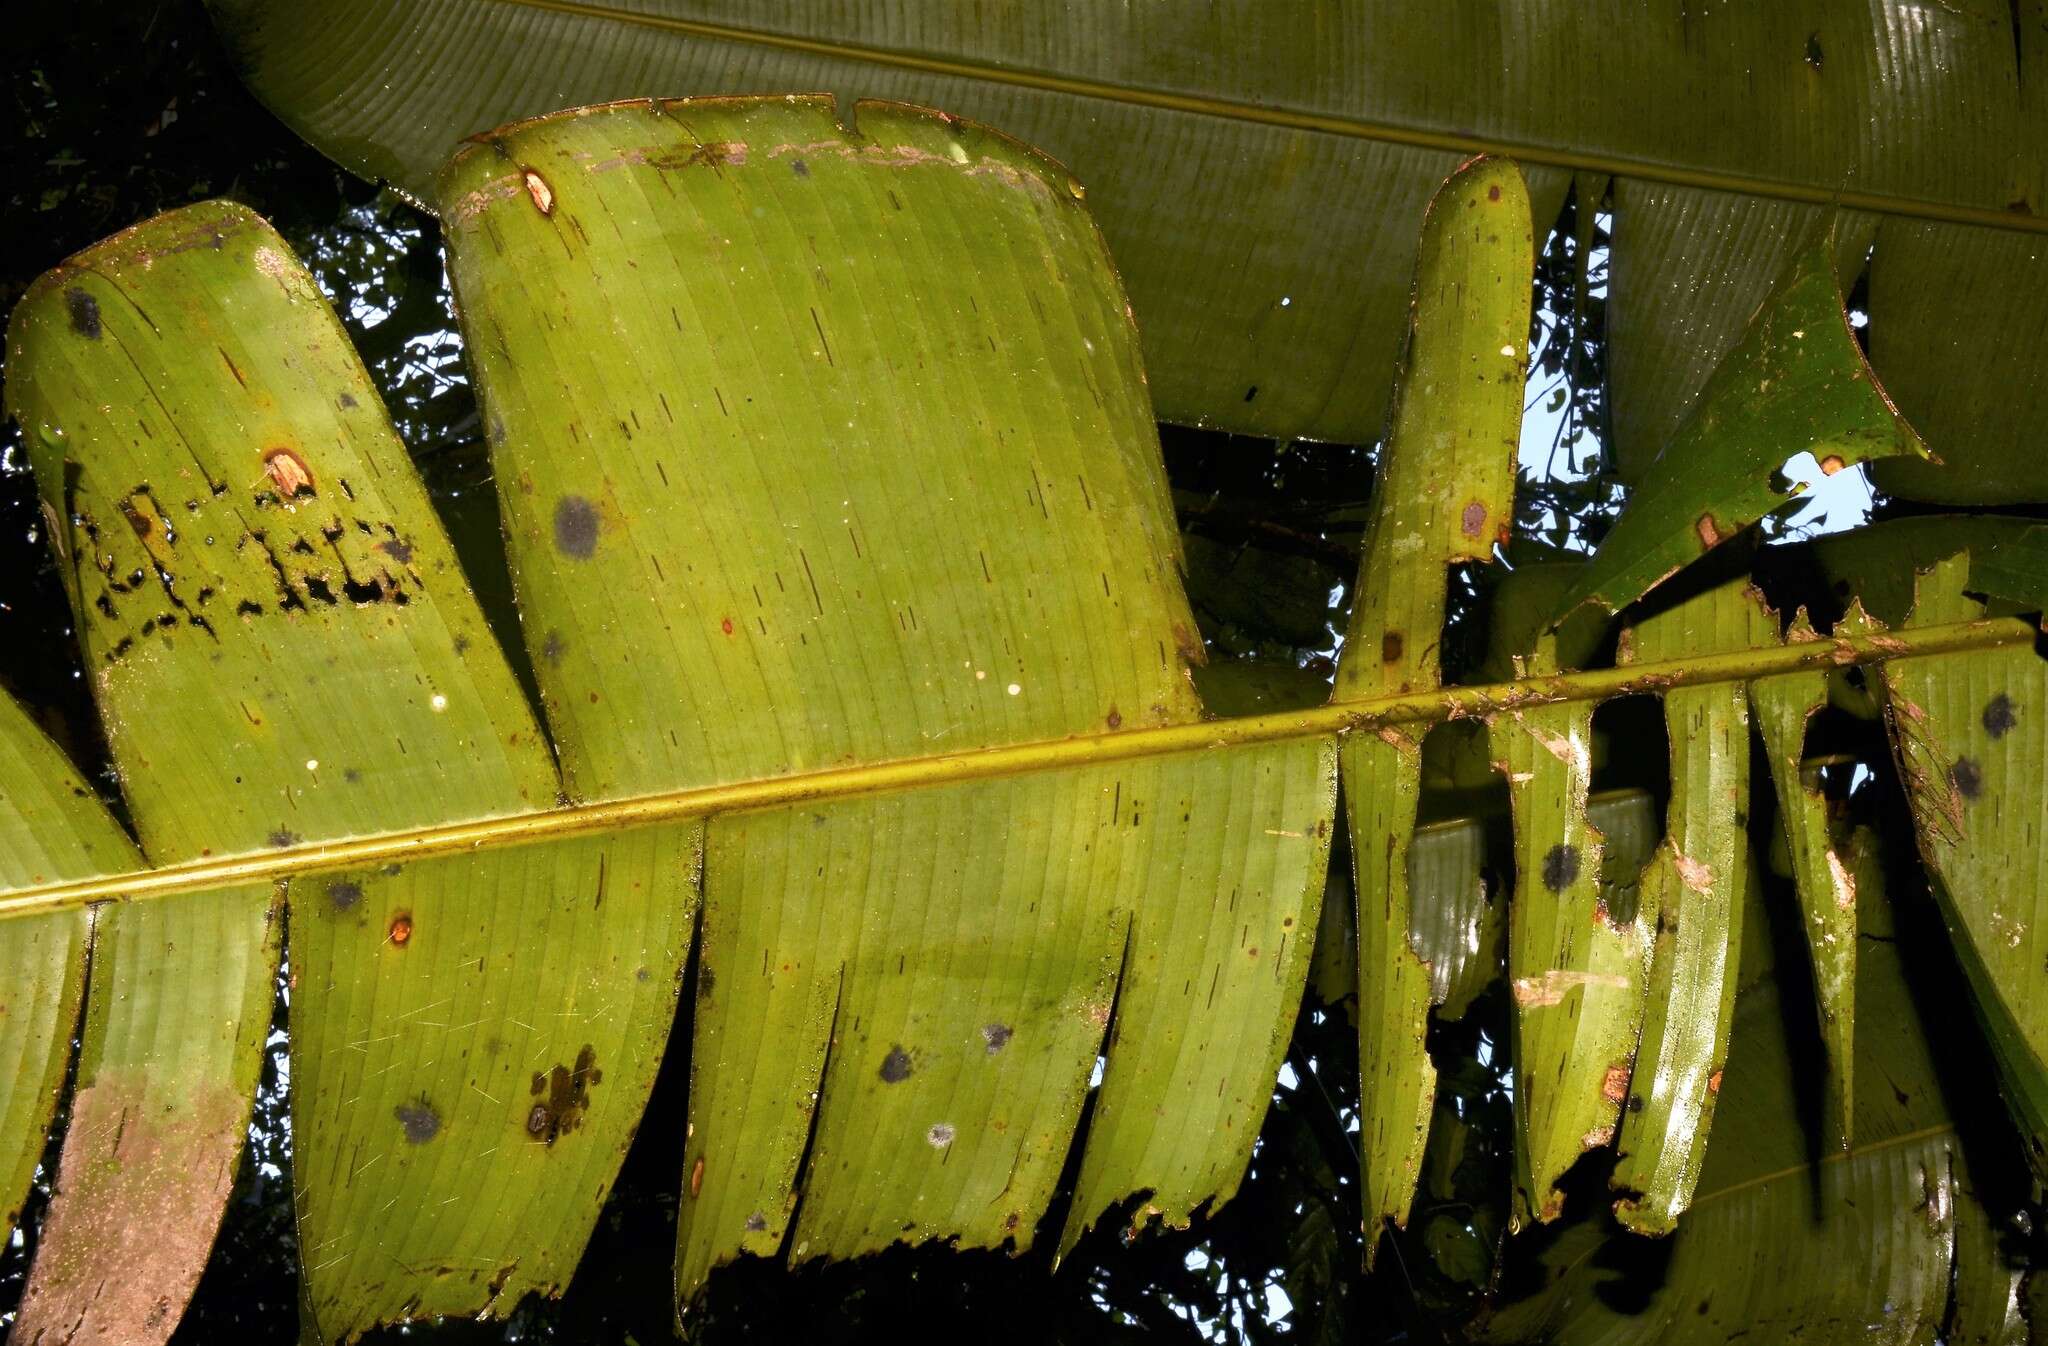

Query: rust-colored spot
[690,1157,705,1198]
[1819,454,1846,476]
[720,616,734,636]
[388,912,413,945]
[1461,500,1488,538]
[1171,621,1203,662]
[1602,1064,1630,1103]
[523,168,554,214]
[1707,1070,1724,1095]
[1695,513,1725,549]
[264,447,315,499]
[1381,631,1404,663]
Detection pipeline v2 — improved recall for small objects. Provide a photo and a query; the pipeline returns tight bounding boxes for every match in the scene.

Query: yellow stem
[0,615,2030,923]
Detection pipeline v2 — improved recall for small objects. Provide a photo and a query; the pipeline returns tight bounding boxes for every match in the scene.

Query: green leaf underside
[208,0,2045,506]
[1554,234,1927,621]
[434,97,1333,1301]
[1499,644,1649,1227]
[1969,523,2048,612]
[5,201,692,1343]
[1610,581,1773,1233]
[1331,156,1533,1247]
[1880,554,2048,1180]
[1487,867,1982,1346]
[1749,620,1857,1150]
[0,701,109,1249]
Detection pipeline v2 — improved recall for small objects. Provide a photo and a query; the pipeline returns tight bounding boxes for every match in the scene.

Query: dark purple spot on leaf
[326,880,363,912]
[66,287,100,338]
[395,1096,441,1143]
[1541,843,1581,893]
[745,1211,768,1232]
[553,496,599,558]
[1951,757,1984,801]
[982,1023,1012,1054]
[880,1046,913,1083]
[1982,694,2018,739]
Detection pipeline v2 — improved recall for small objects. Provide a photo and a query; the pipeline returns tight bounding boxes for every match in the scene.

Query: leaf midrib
[483,0,2047,235]
[0,615,2026,922]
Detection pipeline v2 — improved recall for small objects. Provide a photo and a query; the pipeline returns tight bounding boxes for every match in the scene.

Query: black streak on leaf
[553,495,599,559]
[1541,843,1582,893]
[880,1046,914,1083]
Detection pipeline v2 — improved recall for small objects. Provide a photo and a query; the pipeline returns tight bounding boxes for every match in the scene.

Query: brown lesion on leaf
[1694,513,1727,549]
[1601,1064,1630,1104]
[263,447,315,500]
[526,1045,603,1144]
[12,1074,249,1345]
[522,168,554,215]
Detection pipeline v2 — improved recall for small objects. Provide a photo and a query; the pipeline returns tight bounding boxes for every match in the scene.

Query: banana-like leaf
[0,700,104,1248]
[1609,580,1773,1233]
[204,0,2048,505]
[1552,234,1927,622]
[432,96,1335,1299]
[1484,835,2008,1345]
[5,201,694,1342]
[1749,615,1858,1149]
[1970,523,2048,611]
[1332,155,1532,1253]
[1877,553,2048,1179]
[1497,641,1650,1226]
[1313,788,1659,1028]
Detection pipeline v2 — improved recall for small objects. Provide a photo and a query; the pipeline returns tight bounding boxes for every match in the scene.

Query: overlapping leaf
[207,0,2047,503]
[1330,155,1531,1254]
[5,201,694,1342]
[432,96,1335,1302]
